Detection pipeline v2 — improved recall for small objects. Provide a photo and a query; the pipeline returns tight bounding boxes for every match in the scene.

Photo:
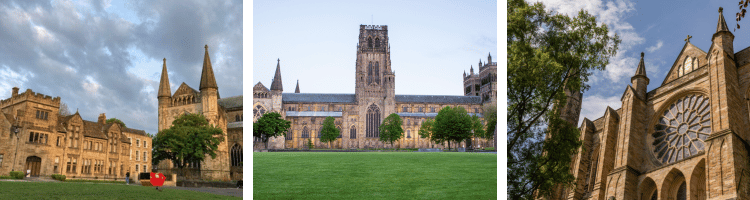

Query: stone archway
[638,177,657,200]
[25,156,42,177]
[690,159,706,200]
[661,168,688,200]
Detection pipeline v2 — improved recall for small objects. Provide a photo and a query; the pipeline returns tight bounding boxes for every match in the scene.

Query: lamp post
[11,125,20,171]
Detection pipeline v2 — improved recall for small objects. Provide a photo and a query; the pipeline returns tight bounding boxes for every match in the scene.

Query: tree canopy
[379,113,404,148]
[507,0,620,198]
[319,117,340,149]
[418,119,437,145]
[433,106,472,150]
[152,113,225,169]
[253,112,291,149]
[106,118,126,128]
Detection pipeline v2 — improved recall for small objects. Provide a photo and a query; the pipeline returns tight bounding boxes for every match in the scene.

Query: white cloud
[647,40,663,53]
[532,0,645,83]
[579,94,622,126]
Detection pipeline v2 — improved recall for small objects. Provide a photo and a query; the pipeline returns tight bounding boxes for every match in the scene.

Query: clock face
[652,94,711,164]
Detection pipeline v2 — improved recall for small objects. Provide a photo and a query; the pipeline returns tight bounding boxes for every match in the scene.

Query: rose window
[253,105,267,121]
[652,94,711,164]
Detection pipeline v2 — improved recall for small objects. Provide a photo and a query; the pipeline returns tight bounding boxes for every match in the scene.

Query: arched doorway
[661,168,687,200]
[25,156,42,177]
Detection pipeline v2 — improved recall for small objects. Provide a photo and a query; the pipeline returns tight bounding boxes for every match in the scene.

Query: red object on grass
[150,172,166,187]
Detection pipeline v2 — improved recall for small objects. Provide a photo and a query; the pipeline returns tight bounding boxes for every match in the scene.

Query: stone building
[0,87,150,180]
[555,8,750,200]
[156,45,243,181]
[253,25,497,150]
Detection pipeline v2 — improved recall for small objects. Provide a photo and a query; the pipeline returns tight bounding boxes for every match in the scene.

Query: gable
[254,82,270,93]
[173,82,199,97]
[661,42,708,86]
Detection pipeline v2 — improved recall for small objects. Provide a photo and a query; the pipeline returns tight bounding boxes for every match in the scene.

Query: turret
[199,45,218,91]
[712,7,734,55]
[631,52,649,99]
[470,65,474,75]
[487,52,492,64]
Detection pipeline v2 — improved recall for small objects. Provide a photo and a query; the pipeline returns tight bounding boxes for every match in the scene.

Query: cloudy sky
[531,0,750,126]
[253,0,497,96]
[0,0,243,135]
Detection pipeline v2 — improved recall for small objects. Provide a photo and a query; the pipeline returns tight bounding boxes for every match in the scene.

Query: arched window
[367,62,373,84]
[337,126,342,138]
[684,57,693,74]
[407,130,411,138]
[302,127,309,138]
[350,125,356,139]
[366,104,381,137]
[285,130,293,140]
[253,105,266,121]
[318,127,323,138]
[367,37,373,48]
[235,115,240,122]
[375,37,380,48]
[231,144,242,166]
[374,62,380,84]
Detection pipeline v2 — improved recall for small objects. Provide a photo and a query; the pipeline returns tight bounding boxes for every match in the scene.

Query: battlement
[360,25,387,31]
[0,88,61,108]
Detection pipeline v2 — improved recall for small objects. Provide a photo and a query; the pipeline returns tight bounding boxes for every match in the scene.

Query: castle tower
[198,45,229,180]
[157,58,171,131]
[355,25,395,148]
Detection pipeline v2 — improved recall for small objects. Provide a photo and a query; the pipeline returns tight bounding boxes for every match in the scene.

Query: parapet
[0,88,61,108]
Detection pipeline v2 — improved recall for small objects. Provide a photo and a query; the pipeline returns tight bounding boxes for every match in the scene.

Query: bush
[51,174,66,181]
[0,175,12,179]
[9,171,24,179]
[307,139,313,149]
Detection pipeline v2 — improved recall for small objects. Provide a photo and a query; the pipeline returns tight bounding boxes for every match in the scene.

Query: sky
[531,0,750,126]
[0,0,243,135]
[253,0,497,96]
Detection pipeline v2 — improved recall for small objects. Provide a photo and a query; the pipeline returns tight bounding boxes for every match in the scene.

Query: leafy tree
[106,118,126,128]
[307,138,313,149]
[483,104,497,147]
[152,113,225,170]
[379,113,404,149]
[418,119,439,147]
[433,106,472,151]
[253,112,291,149]
[735,3,748,31]
[507,0,619,199]
[469,115,486,148]
[319,117,340,149]
[58,102,71,116]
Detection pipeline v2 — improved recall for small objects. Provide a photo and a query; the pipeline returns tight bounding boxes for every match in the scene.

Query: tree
[106,118,126,128]
[253,112,291,149]
[319,117,340,149]
[58,102,71,116]
[433,106,472,151]
[469,115,486,148]
[418,119,439,147]
[379,113,404,149]
[508,0,620,199]
[152,113,225,171]
[735,2,748,31]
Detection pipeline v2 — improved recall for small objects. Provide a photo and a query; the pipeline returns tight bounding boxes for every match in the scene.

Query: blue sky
[532,0,750,126]
[253,0,497,95]
[0,0,243,135]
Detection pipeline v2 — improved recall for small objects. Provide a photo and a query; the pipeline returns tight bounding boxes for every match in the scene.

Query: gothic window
[253,105,267,121]
[431,107,435,112]
[367,62,373,84]
[337,126,342,138]
[684,57,693,74]
[367,37,373,48]
[374,62,380,84]
[350,126,356,139]
[231,144,242,166]
[419,107,423,112]
[375,37,380,48]
[366,104,381,138]
[407,130,411,138]
[652,94,711,164]
[285,130,293,140]
[678,65,683,77]
[403,106,408,112]
[302,127,309,138]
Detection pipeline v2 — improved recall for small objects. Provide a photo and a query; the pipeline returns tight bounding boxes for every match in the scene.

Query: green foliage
[319,117,340,148]
[0,175,12,179]
[378,113,404,148]
[152,113,225,169]
[307,138,313,149]
[483,104,497,140]
[507,0,619,198]
[253,112,291,149]
[433,106,473,150]
[51,174,67,181]
[9,171,24,179]
[106,118,126,128]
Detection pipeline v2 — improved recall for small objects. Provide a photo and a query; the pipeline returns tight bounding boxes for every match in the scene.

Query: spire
[295,79,300,93]
[158,58,171,97]
[634,52,647,77]
[199,45,218,90]
[716,7,729,33]
[470,65,474,74]
[479,59,482,67]
[270,58,283,91]
[488,52,492,64]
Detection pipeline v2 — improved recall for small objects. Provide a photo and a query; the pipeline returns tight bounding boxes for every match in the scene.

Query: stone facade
[0,88,149,181]
[554,8,750,200]
[156,45,243,181]
[253,25,497,150]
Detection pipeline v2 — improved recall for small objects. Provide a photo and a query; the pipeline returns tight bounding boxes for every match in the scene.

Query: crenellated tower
[354,25,395,146]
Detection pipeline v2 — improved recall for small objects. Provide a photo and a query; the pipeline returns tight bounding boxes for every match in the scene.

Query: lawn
[254,152,497,199]
[0,181,240,199]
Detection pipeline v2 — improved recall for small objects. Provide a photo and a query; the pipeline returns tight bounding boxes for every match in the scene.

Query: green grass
[0,181,240,199]
[65,179,126,184]
[254,152,497,200]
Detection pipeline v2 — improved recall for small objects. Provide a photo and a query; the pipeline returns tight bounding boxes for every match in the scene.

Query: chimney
[12,87,19,97]
[98,113,106,124]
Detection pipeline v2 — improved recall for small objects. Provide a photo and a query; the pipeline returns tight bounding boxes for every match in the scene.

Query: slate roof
[282,93,356,104]
[124,127,149,137]
[219,95,242,109]
[228,121,243,129]
[286,111,343,117]
[395,95,481,104]
[396,112,483,118]
[82,120,107,139]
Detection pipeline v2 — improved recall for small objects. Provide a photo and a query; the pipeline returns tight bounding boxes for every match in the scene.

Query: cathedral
[156,45,243,181]
[557,8,750,200]
[253,25,497,150]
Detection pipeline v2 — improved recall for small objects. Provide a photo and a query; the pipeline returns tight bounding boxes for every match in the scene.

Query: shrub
[307,139,313,149]
[9,171,24,179]
[0,175,12,179]
[51,174,66,181]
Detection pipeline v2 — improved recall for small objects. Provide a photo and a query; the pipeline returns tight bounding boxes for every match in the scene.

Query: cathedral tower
[355,25,395,147]
[198,45,229,180]
[157,58,171,131]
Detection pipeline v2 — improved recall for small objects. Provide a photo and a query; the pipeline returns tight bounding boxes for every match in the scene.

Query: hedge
[9,171,24,179]
[51,174,66,181]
